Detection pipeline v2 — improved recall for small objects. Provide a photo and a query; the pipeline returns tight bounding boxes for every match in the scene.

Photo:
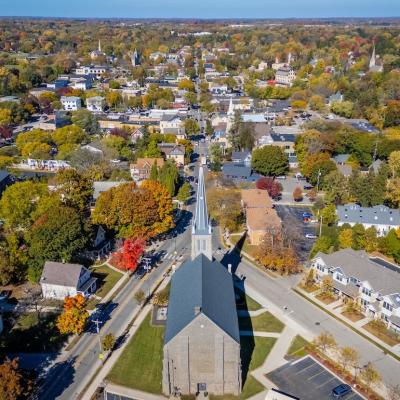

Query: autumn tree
[0,358,27,400]
[71,109,99,134]
[338,228,353,249]
[360,363,381,394]
[57,294,89,335]
[102,333,116,352]
[256,177,282,199]
[293,186,303,202]
[55,169,93,214]
[111,237,145,272]
[313,331,337,353]
[339,346,359,372]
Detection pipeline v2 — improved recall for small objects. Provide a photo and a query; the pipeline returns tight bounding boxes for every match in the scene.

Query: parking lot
[267,356,364,400]
[275,205,317,261]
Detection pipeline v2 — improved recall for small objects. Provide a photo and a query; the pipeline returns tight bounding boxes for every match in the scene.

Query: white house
[336,204,400,236]
[311,249,400,332]
[86,96,106,112]
[275,67,296,87]
[61,96,81,111]
[160,115,186,139]
[40,261,97,300]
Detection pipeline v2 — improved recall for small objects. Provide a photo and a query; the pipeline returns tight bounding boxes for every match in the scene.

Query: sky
[1,0,399,19]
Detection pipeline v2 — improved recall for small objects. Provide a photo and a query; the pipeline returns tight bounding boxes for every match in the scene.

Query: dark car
[0,290,11,302]
[332,384,352,398]
[304,184,314,190]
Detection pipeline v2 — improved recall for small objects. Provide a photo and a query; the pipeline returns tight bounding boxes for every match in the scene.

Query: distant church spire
[369,45,376,69]
[98,39,102,52]
[191,167,212,260]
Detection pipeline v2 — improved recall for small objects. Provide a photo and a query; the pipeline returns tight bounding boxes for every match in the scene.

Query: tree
[21,141,52,159]
[205,119,214,136]
[177,182,191,204]
[313,331,337,353]
[15,129,51,152]
[256,177,282,199]
[252,146,288,177]
[310,236,334,258]
[52,125,87,146]
[338,228,353,249]
[71,109,99,134]
[102,333,116,352]
[209,143,223,171]
[359,363,381,394]
[55,169,93,214]
[323,170,349,204]
[0,181,53,229]
[184,118,200,136]
[149,161,159,181]
[26,205,88,281]
[389,150,400,178]
[331,101,354,118]
[158,160,179,196]
[321,204,337,225]
[56,294,89,335]
[111,237,145,272]
[339,346,359,372]
[293,186,303,202]
[321,276,334,295]
[134,289,146,304]
[0,358,26,400]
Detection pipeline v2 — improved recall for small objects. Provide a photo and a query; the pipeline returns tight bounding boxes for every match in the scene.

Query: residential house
[311,249,400,332]
[160,115,186,139]
[336,204,400,236]
[130,158,165,182]
[86,96,106,112]
[241,189,281,245]
[232,151,251,166]
[328,92,344,106]
[331,154,352,177]
[0,170,13,195]
[158,143,185,165]
[85,225,111,260]
[61,96,81,111]
[40,261,97,300]
[275,67,296,87]
[93,181,126,202]
[81,142,104,155]
[222,163,260,182]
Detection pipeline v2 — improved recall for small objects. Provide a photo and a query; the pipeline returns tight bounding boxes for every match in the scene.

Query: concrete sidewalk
[102,383,165,400]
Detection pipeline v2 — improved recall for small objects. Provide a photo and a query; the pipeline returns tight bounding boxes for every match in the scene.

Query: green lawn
[235,287,262,312]
[90,264,123,299]
[286,335,309,358]
[107,313,164,393]
[239,312,284,333]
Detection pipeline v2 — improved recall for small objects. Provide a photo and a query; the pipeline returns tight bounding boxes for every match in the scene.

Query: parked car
[302,212,313,218]
[305,233,318,239]
[276,175,286,180]
[304,184,314,190]
[0,290,11,302]
[332,384,352,399]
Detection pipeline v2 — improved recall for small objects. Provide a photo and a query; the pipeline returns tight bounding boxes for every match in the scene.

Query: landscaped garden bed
[341,310,365,322]
[363,320,400,347]
[315,293,337,305]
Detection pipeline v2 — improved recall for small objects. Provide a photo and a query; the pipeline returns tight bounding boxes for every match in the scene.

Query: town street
[35,206,194,400]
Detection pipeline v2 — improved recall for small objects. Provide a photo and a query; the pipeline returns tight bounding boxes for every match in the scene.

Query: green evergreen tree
[177,182,191,204]
[149,161,158,181]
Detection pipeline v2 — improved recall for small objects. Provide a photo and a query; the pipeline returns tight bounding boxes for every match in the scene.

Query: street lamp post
[93,319,104,362]
[316,169,322,193]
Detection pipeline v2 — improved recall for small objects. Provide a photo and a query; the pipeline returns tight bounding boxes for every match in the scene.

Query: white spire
[369,45,376,69]
[287,52,292,65]
[227,97,234,117]
[98,39,101,53]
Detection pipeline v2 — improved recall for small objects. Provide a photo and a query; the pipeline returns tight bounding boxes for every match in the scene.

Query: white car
[305,233,318,239]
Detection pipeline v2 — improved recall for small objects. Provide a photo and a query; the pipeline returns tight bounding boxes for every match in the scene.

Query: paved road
[215,244,400,389]
[35,210,194,400]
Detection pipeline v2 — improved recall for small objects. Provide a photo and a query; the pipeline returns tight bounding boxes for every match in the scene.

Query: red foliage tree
[0,125,12,140]
[111,237,146,272]
[56,87,73,97]
[110,127,130,139]
[256,177,282,199]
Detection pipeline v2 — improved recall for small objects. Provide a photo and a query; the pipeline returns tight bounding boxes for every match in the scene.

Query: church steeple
[98,39,102,52]
[369,45,376,69]
[191,167,212,260]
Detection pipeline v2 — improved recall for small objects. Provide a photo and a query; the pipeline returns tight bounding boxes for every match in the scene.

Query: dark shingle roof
[337,204,400,226]
[165,254,240,344]
[222,162,252,179]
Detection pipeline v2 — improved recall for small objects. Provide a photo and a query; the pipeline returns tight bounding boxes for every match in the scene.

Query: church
[162,167,242,396]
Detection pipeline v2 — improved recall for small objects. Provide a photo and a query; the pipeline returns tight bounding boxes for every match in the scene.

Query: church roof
[165,254,240,344]
[192,167,211,235]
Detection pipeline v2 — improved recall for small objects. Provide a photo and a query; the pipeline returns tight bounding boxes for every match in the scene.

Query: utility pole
[316,169,322,192]
[93,319,104,362]
[319,214,323,237]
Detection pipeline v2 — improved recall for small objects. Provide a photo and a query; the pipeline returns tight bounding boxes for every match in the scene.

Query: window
[362,287,372,297]
[336,273,343,282]
[383,302,393,312]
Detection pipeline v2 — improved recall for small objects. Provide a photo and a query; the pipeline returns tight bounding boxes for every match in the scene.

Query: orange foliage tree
[56,294,89,335]
[0,358,27,400]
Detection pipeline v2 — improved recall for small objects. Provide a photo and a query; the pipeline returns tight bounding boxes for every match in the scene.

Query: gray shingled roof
[315,248,400,295]
[165,254,240,344]
[40,261,86,288]
[337,204,400,227]
[192,167,211,235]
[222,162,252,179]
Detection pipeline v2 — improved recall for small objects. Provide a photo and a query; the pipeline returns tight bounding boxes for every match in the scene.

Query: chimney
[194,306,201,315]
[228,264,232,274]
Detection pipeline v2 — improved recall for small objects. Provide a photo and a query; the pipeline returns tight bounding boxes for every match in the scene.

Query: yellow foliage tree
[56,294,89,335]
